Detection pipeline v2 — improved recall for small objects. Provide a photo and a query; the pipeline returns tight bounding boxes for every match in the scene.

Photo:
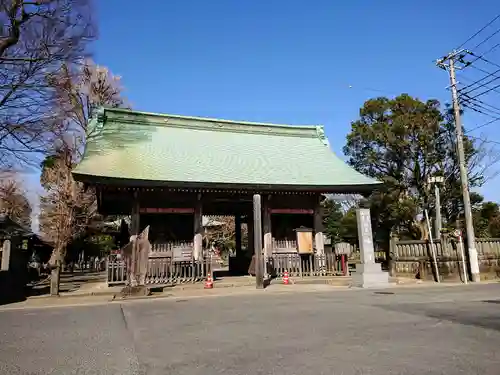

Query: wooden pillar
[262,195,272,277]
[314,196,325,255]
[253,194,264,289]
[193,193,203,261]
[128,191,141,287]
[235,215,242,255]
[1,239,11,271]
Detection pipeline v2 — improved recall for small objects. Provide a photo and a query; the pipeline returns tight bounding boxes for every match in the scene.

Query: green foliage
[322,199,358,243]
[343,94,493,240]
[471,199,500,238]
[66,233,116,262]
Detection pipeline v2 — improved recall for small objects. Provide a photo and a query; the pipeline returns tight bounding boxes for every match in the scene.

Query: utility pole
[437,50,480,282]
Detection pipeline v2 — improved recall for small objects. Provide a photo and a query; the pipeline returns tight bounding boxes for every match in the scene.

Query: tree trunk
[50,262,61,296]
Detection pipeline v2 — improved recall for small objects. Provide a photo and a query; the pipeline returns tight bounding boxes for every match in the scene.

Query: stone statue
[122,226,151,288]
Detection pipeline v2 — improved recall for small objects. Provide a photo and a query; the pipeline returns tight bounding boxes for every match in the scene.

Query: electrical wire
[467,133,500,146]
[460,93,500,116]
[471,28,500,50]
[469,54,500,70]
[459,71,500,95]
[455,14,500,50]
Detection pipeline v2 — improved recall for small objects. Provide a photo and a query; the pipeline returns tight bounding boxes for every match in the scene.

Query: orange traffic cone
[204,274,214,289]
[283,270,289,285]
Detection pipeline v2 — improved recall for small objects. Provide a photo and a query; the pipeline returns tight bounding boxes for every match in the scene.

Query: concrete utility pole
[436,50,480,282]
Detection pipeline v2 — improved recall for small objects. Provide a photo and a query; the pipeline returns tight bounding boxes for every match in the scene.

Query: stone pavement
[1,283,500,374]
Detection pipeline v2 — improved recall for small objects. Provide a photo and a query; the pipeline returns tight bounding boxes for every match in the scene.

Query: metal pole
[425,210,440,283]
[458,233,468,285]
[448,56,480,282]
[434,184,442,240]
[253,194,264,289]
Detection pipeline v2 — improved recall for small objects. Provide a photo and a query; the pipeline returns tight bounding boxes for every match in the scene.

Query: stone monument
[120,225,152,297]
[352,208,389,288]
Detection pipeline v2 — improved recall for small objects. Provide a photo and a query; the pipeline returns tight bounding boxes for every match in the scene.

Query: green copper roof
[73,108,380,192]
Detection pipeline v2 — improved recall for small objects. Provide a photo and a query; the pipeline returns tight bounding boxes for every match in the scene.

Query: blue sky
[25,0,500,229]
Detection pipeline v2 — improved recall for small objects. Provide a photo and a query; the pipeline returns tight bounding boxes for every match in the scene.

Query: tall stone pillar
[1,239,11,271]
[314,197,325,272]
[193,193,203,261]
[314,197,325,255]
[352,208,389,288]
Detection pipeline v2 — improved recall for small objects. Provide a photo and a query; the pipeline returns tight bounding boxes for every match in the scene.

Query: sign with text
[139,207,194,214]
[269,208,314,214]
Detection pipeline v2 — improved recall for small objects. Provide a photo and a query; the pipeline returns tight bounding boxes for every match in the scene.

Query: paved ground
[1,283,500,375]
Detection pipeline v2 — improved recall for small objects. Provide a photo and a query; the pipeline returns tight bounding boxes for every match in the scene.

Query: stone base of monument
[119,285,152,298]
[351,263,390,288]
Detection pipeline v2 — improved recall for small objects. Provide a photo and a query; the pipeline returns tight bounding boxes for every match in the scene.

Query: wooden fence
[389,236,500,280]
[268,253,346,277]
[107,253,212,286]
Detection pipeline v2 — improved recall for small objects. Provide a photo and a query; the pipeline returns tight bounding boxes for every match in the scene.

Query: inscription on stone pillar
[352,208,389,288]
[356,208,375,264]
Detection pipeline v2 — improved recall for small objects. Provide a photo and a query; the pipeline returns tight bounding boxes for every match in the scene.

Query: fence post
[389,234,398,277]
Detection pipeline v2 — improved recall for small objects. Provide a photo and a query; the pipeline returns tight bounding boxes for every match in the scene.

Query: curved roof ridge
[103,107,319,128]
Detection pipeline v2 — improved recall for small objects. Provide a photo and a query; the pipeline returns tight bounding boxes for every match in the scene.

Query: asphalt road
[1,284,500,375]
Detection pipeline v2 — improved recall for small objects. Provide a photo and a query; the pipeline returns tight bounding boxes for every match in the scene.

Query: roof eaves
[72,173,382,194]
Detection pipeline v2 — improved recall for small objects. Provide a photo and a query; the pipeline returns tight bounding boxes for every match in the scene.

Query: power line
[470,81,500,100]
[467,133,500,146]
[459,71,500,95]
[461,98,500,119]
[467,116,500,132]
[469,54,500,70]
[462,101,500,121]
[471,28,500,50]
[472,42,500,60]
[456,62,500,96]
[455,14,500,50]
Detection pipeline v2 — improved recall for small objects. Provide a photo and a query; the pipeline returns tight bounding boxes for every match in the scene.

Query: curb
[24,278,499,301]
[27,289,120,300]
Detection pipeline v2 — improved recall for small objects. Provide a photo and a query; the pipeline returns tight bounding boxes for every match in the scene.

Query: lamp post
[428,176,445,240]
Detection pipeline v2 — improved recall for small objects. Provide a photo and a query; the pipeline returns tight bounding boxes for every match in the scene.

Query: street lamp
[428,176,445,240]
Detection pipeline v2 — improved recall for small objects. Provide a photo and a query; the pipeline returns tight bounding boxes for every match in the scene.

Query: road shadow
[378,299,500,332]
[25,271,106,297]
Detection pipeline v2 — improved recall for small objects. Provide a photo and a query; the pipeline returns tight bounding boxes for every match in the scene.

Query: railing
[106,251,211,286]
[107,254,127,285]
[146,255,209,285]
[269,253,344,277]
[272,239,297,253]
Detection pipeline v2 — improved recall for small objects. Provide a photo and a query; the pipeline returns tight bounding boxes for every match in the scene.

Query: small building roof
[0,214,32,238]
[73,108,380,193]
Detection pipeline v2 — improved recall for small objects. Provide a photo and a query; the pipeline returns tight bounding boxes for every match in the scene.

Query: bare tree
[48,59,127,154]
[39,144,95,281]
[0,0,94,170]
[0,174,31,228]
[39,61,125,294]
